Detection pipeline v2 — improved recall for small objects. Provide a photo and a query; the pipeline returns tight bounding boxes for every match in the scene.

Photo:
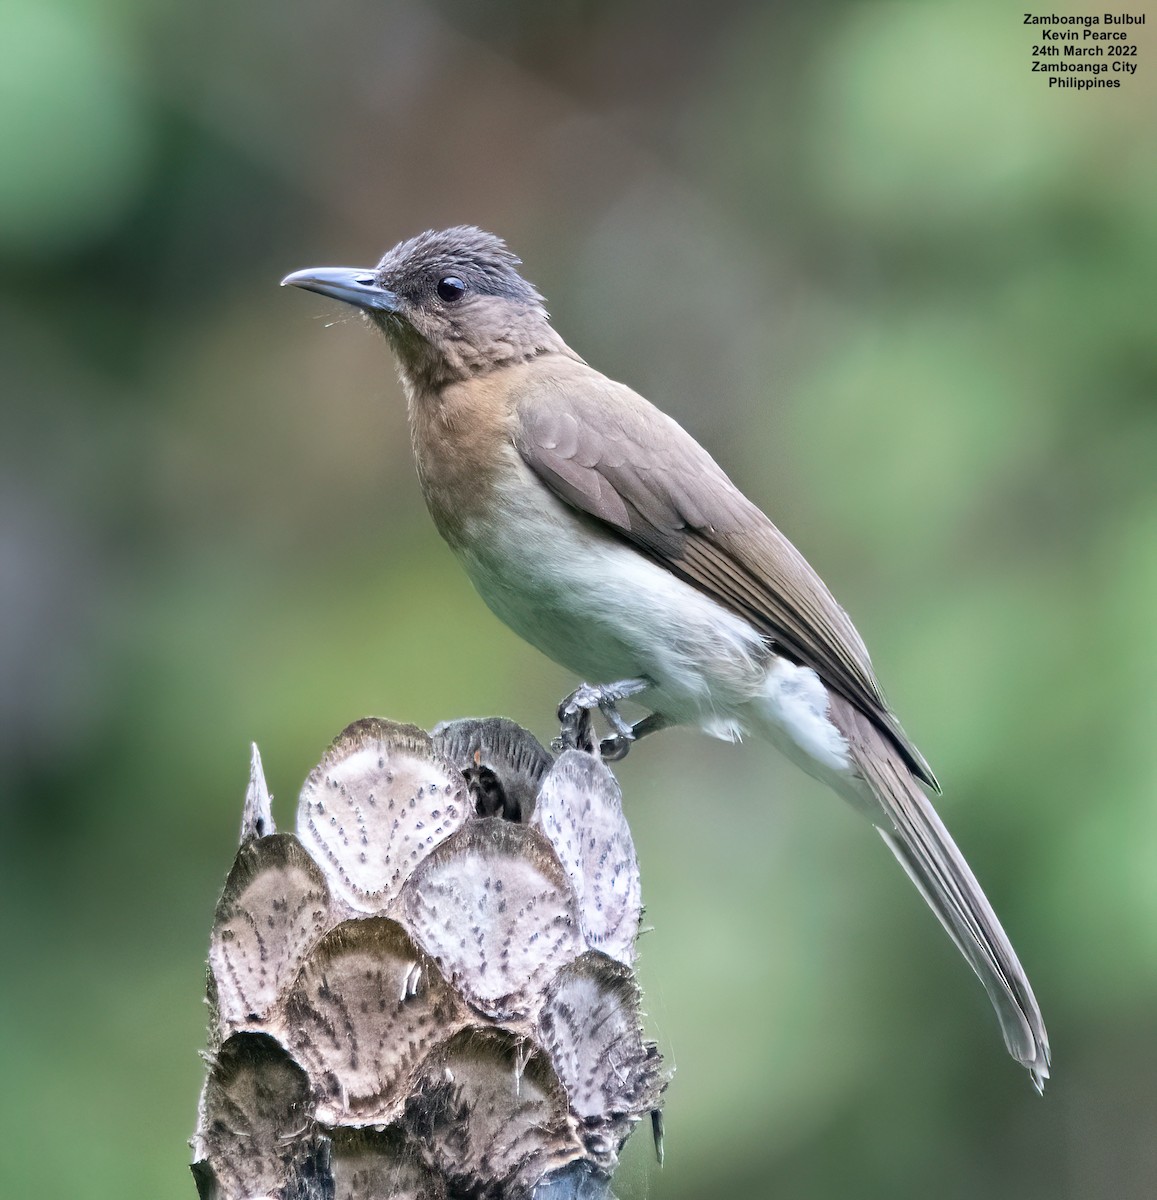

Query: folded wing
[513,368,936,788]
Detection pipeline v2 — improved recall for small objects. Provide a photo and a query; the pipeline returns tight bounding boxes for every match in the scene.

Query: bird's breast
[405,365,841,751]
[447,447,770,721]
[406,371,522,552]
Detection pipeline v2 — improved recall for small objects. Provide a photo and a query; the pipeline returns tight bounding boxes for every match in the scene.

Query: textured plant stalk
[191,717,665,1200]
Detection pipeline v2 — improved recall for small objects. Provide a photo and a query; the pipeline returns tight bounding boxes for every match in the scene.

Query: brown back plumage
[511,357,938,789]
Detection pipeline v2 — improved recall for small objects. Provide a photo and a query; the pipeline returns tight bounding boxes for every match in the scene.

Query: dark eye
[437,276,466,303]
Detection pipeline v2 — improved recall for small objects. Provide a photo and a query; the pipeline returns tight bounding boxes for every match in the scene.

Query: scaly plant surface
[192,716,665,1200]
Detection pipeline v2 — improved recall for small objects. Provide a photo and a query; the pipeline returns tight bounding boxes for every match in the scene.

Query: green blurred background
[2,0,1155,1196]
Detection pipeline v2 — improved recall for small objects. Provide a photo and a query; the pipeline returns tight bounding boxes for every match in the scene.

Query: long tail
[827,696,1051,1092]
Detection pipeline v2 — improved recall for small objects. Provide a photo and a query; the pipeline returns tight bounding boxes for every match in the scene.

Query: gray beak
[280,266,399,313]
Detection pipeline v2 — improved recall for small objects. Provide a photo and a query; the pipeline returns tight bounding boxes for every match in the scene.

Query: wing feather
[513,366,936,788]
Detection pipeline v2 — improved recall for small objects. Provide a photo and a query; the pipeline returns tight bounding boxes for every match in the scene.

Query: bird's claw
[555,679,648,757]
[598,732,634,762]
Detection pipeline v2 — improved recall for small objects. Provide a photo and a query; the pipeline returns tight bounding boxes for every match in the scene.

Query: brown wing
[512,364,938,790]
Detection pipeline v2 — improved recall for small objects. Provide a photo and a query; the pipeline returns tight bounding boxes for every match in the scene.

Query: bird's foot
[555,679,649,758]
[601,710,671,761]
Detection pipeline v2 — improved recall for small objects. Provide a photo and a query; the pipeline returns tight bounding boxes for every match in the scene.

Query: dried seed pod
[209,834,330,1038]
[194,721,665,1199]
[532,750,642,965]
[328,1127,446,1200]
[404,1027,582,1195]
[539,953,664,1170]
[239,742,275,842]
[191,1033,313,1200]
[296,719,468,915]
[401,818,584,1020]
[284,917,465,1125]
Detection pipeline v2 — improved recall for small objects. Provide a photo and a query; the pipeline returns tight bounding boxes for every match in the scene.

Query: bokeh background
[3,0,1155,1196]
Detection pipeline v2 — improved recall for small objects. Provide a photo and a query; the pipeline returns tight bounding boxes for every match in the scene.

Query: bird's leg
[555,678,652,757]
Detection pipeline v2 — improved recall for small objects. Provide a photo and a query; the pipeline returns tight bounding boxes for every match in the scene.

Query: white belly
[457,470,764,726]
[450,458,853,777]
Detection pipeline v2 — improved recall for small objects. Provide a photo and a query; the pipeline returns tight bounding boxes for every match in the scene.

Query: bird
[282,225,1050,1090]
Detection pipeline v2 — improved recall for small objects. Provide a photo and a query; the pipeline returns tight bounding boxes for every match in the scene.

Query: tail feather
[829,697,1051,1091]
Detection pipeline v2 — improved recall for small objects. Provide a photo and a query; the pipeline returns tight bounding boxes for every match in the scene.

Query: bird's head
[283,226,563,389]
